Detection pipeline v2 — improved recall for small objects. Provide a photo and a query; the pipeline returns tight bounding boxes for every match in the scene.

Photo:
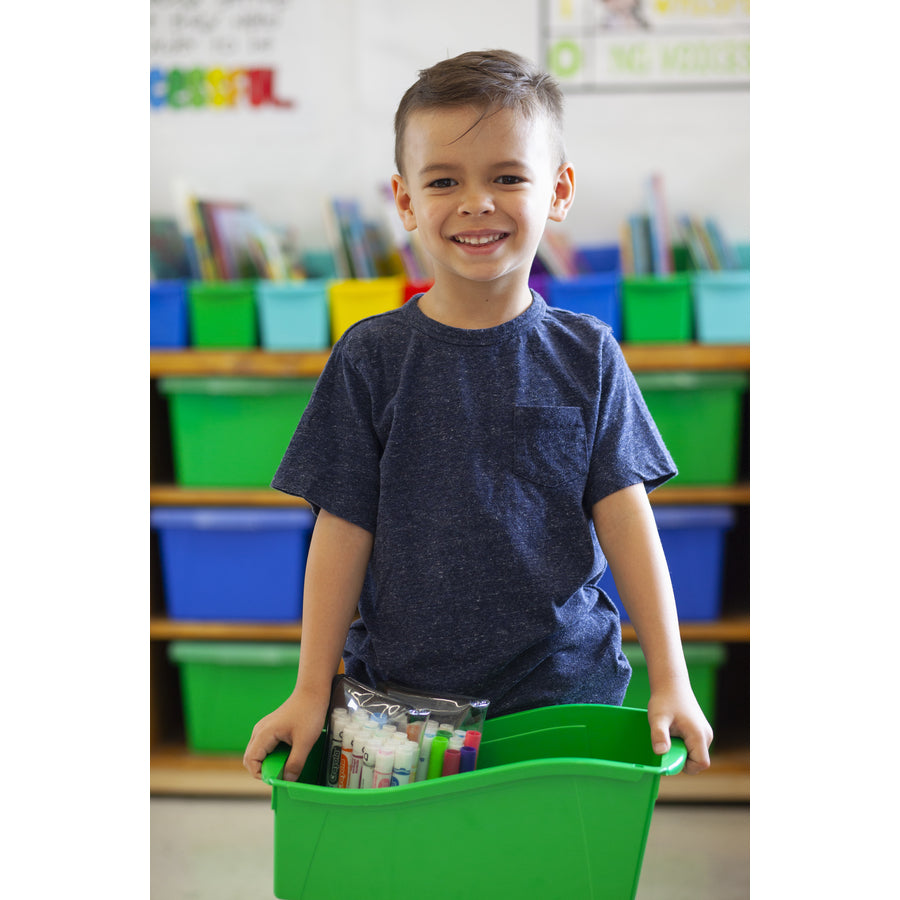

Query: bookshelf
[150,343,750,802]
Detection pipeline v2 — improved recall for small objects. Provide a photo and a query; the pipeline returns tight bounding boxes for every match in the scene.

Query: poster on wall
[150,0,305,115]
[540,0,749,92]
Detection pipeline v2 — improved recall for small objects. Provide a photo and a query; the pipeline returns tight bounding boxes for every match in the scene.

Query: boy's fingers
[283,745,309,782]
[649,716,672,756]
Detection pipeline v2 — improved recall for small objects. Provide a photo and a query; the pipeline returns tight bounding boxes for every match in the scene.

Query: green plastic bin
[622,275,693,343]
[624,642,726,728]
[169,641,300,754]
[188,281,258,348]
[261,703,686,900]
[635,371,748,485]
[159,377,316,487]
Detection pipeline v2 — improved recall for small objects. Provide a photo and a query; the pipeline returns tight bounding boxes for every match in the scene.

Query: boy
[244,49,713,781]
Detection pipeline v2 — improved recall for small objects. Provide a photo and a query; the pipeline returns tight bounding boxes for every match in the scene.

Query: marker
[338,728,356,788]
[464,730,482,766]
[373,746,395,789]
[348,733,365,789]
[360,738,381,789]
[416,729,436,782]
[390,742,416,786]
[441,746,461,777]
[459,745,477,774]
[427,731,450,780]
[326,711,349,787]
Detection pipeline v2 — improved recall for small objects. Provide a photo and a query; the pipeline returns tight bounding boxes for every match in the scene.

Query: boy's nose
[458,189,495,216]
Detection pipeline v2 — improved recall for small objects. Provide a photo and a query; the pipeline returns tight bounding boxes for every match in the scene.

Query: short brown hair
[393,49,566,174]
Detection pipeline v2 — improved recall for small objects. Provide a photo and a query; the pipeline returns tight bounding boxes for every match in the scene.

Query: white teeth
[453,234,504,245]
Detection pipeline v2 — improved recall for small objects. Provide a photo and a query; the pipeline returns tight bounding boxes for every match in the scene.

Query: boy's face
[392,105,574,291]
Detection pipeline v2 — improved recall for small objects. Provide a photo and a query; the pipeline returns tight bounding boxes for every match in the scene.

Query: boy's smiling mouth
[450,231,509,246]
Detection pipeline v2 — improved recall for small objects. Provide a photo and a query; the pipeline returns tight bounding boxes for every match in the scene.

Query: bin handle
[261,743,291,785]
[659,738,688,776]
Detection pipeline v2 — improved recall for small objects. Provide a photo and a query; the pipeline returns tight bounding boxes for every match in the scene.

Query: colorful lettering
[149,67,295,110]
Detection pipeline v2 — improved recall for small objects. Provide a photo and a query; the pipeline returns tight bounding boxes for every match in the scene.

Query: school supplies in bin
[320,675,489,788]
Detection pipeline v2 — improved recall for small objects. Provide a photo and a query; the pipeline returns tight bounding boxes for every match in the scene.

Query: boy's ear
[391,174,418,232]
[548,163,575,223]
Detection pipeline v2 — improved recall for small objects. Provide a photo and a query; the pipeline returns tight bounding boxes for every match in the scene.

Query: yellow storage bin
[328,277,404,343]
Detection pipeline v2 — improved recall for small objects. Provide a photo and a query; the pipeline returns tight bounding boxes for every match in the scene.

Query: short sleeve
[583,332,677,508]
[271,338,381,532]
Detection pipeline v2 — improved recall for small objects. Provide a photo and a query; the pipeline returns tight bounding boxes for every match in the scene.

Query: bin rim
[157,377,319,395]
[150,505,315,530]
[634,370,748,391]
[168,640,300,667]
[262,703,688,799]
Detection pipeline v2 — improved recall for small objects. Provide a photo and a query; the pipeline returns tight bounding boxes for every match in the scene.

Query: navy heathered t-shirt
[272,292,676,718]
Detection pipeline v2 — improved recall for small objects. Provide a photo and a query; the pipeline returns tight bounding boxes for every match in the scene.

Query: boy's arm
[243,508,373,781]
[592,483,713,774]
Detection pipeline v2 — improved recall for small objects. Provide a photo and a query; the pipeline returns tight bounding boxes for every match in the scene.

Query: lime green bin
[262,703,686,900]
[158,377,316,487]
[635,371,748,485]
[188,281,258,348]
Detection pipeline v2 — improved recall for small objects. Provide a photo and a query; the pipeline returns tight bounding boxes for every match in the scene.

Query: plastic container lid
[157,377,318,396]
[634,371,749,392]
[150,506,314,532]
[652,505,736,531]
[167,641,300,667]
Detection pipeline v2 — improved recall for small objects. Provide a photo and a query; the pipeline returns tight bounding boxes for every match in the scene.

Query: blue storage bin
[150,280,189,348]
[577,244,621,274]
[151,506,315,622]
[257,280,331,351]
[692,271,750,344]
[549,273,622,336]
[599,505,735,622]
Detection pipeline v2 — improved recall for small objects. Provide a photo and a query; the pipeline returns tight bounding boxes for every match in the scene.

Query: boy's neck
[417,273,534,330]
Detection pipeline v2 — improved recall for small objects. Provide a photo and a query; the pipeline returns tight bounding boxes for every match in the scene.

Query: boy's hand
[242,691,329,782]
[647,684,714,775]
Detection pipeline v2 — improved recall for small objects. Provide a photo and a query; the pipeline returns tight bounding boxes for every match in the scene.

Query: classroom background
[150,2,750,898]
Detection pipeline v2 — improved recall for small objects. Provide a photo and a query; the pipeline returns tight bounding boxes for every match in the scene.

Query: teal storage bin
[692,271,750,344]
[257,280,331,351]
[262,703,686,900]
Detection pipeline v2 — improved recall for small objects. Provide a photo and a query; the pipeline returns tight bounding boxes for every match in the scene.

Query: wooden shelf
[151,344,749,378]
[149,744,749,802]
[150,614,748,644]
[149,482,750,507]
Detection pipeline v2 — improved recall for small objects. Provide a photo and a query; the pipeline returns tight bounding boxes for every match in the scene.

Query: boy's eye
[427,178,456,189]
[496,175,525,185]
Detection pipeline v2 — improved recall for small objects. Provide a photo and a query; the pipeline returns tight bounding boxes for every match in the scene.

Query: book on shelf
[676,216,740,271]
[645,173,674,276]
[150,217,193,280]
[536,228,580,278]
[628,214,653,277]
[377,183,432,283]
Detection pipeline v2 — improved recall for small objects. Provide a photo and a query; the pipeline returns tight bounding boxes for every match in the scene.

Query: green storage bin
[623,642,726,727]
[188,281,258,347]
[622,275,692,342]
[262,703,686,900]
[635,371,748,485]
[159,377,316,487]
[169,641,300,753]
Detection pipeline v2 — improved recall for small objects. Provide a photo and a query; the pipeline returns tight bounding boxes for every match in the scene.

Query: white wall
[150,0,749,251]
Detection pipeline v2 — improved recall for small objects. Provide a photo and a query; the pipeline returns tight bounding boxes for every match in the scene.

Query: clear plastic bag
[320,675,431,788]
[378,682,490,780]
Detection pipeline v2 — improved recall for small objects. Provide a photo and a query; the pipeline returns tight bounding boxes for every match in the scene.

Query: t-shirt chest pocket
[512,406,588,487]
